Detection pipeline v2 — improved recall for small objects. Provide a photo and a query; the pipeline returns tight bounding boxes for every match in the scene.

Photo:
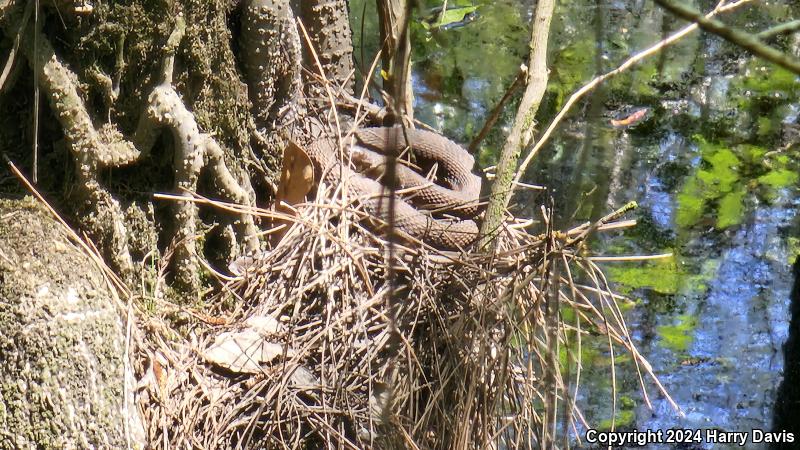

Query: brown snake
[304,127,483,249]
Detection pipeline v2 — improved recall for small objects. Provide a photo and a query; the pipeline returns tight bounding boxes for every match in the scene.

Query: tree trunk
[294,0,356,96]
[0,0,356,446]
[478,0,556,251]
[0,197,144,449]
[376,0,413,121]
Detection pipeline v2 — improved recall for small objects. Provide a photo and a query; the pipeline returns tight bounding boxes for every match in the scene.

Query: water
[351,0,800,445]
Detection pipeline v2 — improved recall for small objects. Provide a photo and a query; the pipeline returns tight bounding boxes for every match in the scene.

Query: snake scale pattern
[305,127,482,249]
[238,0,482,248]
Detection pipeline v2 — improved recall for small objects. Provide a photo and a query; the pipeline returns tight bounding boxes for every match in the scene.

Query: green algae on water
[675,136,800,230]
[657,314,698,353]
[716,188,746,229]
[606,257,684,295]
[758,169,798,190]
[597,396,636,430]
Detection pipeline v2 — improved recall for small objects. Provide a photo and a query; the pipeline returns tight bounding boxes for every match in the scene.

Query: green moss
[557,325,605,371]
[676,138,747,229]
[548,38,596,109]
[787,237,800,265]
[757,116,775,137]
[606,257,684,295]
[740,144,767,164]
[561,306,576,323]
[598,410,635,430]
[758,169,799,190]
[740,64,800,95]
[675,179,707,229]
[716,188,746,229]
[630,63,659,98]
[698,146,740,196]
[657,314,698,353]
[681,259,718,297]
[597,396,636,430]
[774,154,792,166]
[617,296,637,312]
[677,139,798,223]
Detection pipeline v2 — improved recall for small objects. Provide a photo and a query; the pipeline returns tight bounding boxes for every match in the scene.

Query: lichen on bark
[1,0,270,290]
[0,197,144,449]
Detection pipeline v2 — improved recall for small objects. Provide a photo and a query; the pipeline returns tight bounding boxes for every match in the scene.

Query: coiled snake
[304,127,482,249]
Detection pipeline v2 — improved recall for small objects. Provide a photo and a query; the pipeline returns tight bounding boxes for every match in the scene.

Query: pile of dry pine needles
[132,164,673,449]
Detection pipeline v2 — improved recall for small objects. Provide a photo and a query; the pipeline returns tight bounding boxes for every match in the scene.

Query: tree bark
[376,0,413,121]
[0,197,144,449]
[478,0,556,251]
[293,0,356,96]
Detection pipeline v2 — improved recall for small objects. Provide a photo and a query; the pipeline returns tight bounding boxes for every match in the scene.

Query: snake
[237,3,481,248]
[304,127,483,250]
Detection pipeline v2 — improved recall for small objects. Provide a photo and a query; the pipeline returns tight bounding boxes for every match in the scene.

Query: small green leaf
[438,5,478,26]
[422,5,479,29]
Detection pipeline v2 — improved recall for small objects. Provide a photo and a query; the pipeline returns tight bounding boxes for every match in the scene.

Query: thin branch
[511,0,755,192]
[653,0,800,74]
[757,19,800,40]
[587,253,673,262]
[478,0,556,251]
[32,0,38,182]
[468,65,526,154]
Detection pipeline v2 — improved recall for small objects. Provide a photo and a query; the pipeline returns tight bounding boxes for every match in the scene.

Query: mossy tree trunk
[0,198,145,449]
[0,0,354,288]
[0,0,354,446]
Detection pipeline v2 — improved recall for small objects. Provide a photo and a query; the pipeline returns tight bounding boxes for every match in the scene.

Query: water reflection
[351,0,800,443]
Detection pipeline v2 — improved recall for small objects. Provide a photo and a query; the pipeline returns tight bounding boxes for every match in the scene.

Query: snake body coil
[238,3,481,248]
[305,127,482,249]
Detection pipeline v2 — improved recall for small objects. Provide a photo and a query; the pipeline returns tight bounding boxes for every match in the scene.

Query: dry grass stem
[135,173,672,448]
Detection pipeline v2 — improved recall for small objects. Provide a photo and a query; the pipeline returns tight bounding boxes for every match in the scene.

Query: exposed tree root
[16,12,138,274]
[3,4,259,288]
[134,17,259,288]
[135,82,259,288]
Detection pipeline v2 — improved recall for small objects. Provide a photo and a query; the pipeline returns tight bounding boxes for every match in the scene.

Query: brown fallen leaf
[151,351,169,400]
[271,141,314,245]
[244,313,282,335]
[203,329,294,374]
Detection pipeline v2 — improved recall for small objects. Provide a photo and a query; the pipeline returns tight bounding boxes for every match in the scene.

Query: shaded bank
[772,257,800,446]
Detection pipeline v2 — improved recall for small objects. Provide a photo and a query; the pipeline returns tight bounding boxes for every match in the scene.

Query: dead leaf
[203,329,292,374]
[244,313,282,335]
[153,352,169,399]
[271,141,314,245]
[288,365,319,391]
[276,141,314,205]
[228,255,254,276]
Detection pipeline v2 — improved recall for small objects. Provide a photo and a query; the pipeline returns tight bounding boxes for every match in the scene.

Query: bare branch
[468,65,526,154]
[478,0,555,251]
[512,0,755,193]
[654,0,800,74]
[757,19,800,41]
